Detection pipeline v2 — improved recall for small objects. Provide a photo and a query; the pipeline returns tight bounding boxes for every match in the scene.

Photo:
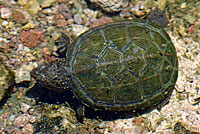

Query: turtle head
[31,58,71,92]
[148,7,169,28]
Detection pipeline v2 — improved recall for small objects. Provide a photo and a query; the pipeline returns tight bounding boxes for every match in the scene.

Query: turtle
[31,8,178,113]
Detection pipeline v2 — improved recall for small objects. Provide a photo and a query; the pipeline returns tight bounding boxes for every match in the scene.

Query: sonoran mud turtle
[31,16,178,112]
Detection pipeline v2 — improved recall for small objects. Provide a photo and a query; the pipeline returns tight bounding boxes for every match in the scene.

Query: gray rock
[74,13,82,25]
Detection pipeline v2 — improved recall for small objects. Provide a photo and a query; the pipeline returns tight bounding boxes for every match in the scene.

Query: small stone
[120,8,131,18]
[56,19,67,27]
[67,19,74,25]
[0,7,12,19]
[29,116,36,123]
[180,2,187,8]
[90,0,129,13]
[71,24,89,36]
[0,60,15,102]
[98,122,106,128]
[22,123,34,134]
[11,9,28,24]
[1,20,8,27]
[22,21,35,30]
[42,8,54,15]
[18,0,41,15]
[91,17,114,28]
[19,29,44,48]
[74,13,82,24]
[40,0,57,8]
[14,114,30,128]
[132,125,143,134]
[28,108,34,115]
[188,25,196,34]
[58,0,69,2]
[83,9,97,19]
[42,47,51,56]
[8,22,15,29]
[21,103,31,113]
[14,62,38,83]
[5,126,22,134]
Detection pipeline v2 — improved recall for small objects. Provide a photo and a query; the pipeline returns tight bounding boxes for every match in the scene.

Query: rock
[13,114,30,128]
[5,126,22,134]
[22,123,34,134]
[71,24,89,36]
[90,0,129,13]
[42,8,54,15]
[19,29,44,48]
[11,9,29,24]
[18,0,41,15]
[40,0,57,8]
[14,62,38,84]
[0,7,12,19]
[22,21,35,30]
[74,13,82,24]
[21,103,31,113]
[0,60,15,102]
[120,8,131,18]
[83,9,97,19]
[91,17,114,28]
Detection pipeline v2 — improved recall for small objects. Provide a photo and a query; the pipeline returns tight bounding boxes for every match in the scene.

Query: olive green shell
[67,19,178,111]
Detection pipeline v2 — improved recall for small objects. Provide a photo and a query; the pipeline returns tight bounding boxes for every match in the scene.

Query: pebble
[0,60,15,102]
[9,115,16,121]
[74,13,82,24]
[18,0,41,15]
[5,126,22,134]
[19,29,44,48]
[0,7,12,19]
[1,20,8,27]
[29,116,36,123]
[90,0,128,12]
[71,24,89,36]
[83,9,97,18]
[22,123,34,134]
[14,63,38,83]
[28,108,34,115]
[11,9,28,24]
[21,103,31,113]
[42,8,54,15]
[132,125,143,134]
[40,0,57,8]
[13,114,30,128]
[91,17,114,28]
[120,8,131,18]
[8,22,15,29]
[22,21,35,30]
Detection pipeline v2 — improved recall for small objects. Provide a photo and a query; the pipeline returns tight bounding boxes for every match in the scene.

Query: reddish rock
[11,9,27,24]
[22,123,34,134]
[188,25,196,34]
[56,19,67,27]
[20,29,44,48]
[91,17,114,28]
